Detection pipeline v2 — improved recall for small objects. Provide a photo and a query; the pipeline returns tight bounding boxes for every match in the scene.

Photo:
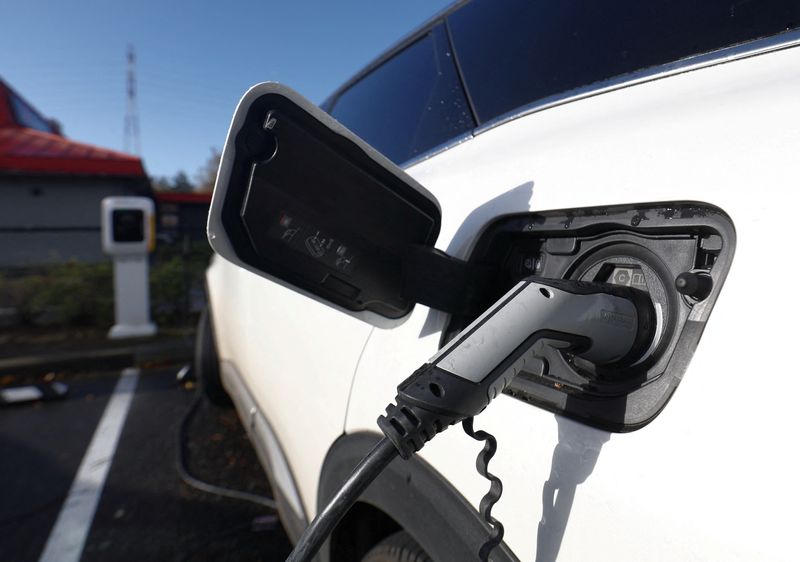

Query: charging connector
[287,277,655,562]
[378,277,654,459]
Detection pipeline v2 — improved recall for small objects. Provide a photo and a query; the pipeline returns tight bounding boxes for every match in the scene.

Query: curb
[0,339,194,376]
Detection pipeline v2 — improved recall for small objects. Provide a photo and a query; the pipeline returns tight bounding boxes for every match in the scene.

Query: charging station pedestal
[101,196,158,339]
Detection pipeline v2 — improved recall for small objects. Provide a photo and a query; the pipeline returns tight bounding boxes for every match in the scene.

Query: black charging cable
[463,417,504,562]
[177,390,277,509]
[286,438,398,562]
[284,426,505,562]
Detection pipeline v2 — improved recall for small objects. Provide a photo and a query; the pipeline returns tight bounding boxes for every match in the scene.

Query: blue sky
[0,0,452,181]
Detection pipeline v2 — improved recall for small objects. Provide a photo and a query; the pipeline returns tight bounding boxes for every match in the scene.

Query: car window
[448,0,800,124]
[329,24,475,165]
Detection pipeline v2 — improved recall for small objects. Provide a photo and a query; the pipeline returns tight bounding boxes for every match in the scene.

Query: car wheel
[194,307,230,406]
[360,531,432,562]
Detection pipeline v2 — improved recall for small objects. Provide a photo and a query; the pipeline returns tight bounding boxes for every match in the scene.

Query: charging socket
[446,202,735,431]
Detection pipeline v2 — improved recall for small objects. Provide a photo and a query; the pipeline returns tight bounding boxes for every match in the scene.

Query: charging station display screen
[112,209,145,243]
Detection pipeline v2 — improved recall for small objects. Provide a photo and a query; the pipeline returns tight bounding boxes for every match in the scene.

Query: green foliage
[12,261,114,327]
[4,243,213,329]
[150,243,213,326]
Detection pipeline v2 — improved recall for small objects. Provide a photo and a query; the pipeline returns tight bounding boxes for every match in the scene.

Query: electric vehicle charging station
[101,196,158,339]
[207,83,734,562]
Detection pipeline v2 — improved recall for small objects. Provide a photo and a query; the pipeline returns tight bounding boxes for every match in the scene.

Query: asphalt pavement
[0,367,293,561]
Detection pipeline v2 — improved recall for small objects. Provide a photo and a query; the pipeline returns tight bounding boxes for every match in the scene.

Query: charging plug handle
[286,277,654,562]
[378,277,655,459]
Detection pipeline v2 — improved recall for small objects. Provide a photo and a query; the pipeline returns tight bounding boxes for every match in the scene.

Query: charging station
[101,196,157,339]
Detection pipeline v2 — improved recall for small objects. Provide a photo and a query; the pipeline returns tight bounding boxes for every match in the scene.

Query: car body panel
[345,43,800,560]
[205,255,373,518]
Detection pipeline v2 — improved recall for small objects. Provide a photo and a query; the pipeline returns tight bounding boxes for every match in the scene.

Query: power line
[123,44,141,155]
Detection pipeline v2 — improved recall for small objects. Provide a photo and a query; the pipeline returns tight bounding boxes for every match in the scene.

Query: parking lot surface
[0,367,292,561]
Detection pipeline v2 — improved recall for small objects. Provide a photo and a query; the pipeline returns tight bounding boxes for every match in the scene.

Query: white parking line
[38,367,140,562]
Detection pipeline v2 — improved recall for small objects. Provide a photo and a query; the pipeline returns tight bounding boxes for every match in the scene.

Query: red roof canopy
[0,79,146,177]
[154,191,211,204]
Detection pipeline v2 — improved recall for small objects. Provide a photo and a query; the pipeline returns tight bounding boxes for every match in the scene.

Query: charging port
[447,202,735,431]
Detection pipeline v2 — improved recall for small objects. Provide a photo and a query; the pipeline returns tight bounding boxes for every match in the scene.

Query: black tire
[194,307,230,406]
[360,531,433,562]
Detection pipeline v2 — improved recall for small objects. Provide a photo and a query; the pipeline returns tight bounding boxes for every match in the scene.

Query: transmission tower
[123,45,141,155]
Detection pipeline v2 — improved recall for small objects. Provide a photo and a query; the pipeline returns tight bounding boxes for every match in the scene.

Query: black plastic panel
[219,92,442,319]
[450,202,735,431]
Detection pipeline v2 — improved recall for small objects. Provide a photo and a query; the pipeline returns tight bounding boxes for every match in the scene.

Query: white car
[200,1,800,560]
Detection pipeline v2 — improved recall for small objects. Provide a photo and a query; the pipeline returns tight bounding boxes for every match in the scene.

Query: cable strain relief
[377,400,458,460]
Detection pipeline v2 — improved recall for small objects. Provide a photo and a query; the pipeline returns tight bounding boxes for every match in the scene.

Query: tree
[172,171,193,192]
[151,176,172,192]
[195,148,221,193]
[150,171,194,192]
